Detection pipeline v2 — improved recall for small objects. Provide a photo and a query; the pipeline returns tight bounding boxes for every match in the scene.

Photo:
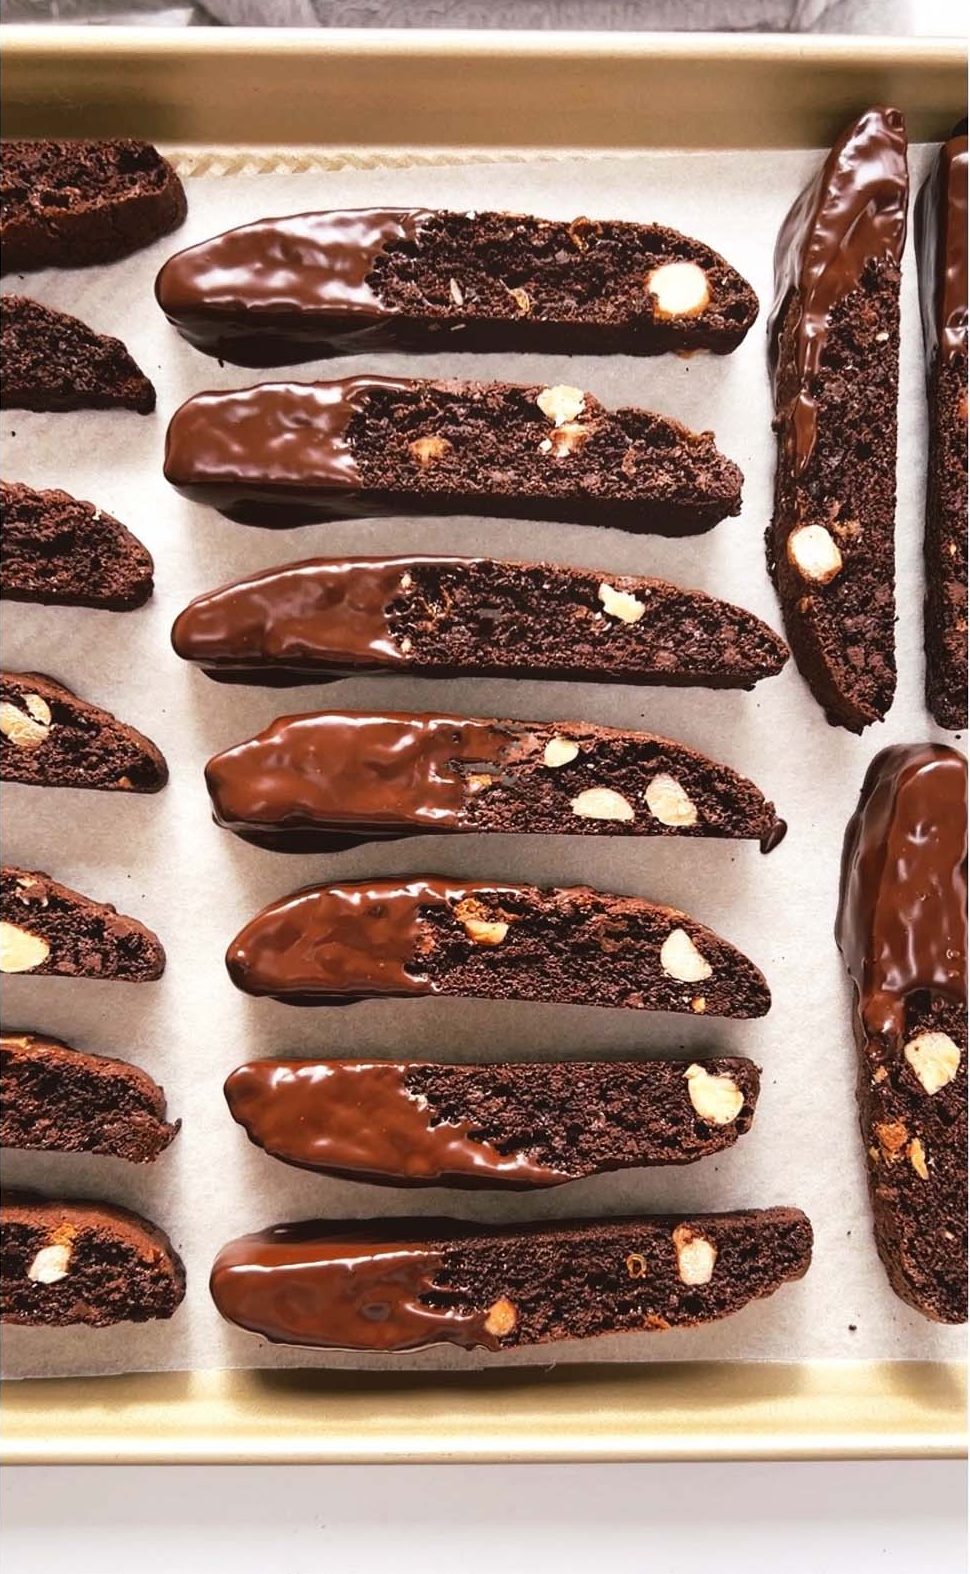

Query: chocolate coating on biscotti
[205,709,780,852]
[156,206,757,366]
[836,744,967,1322]
[1,1195,184,1326]
[1,140,186,275]
[0,295,155,414]
[0,480,154,610]
[163,376,742,534]
[211,1208,812,1350]
[0,671,167,792]
[226,876,769,1017]
[767,107,908,731]
[0,1032,178,1162]
[0,865,165,982]
[916,135,968,730]
[172,554,788,690]
[224,1056,760,1187]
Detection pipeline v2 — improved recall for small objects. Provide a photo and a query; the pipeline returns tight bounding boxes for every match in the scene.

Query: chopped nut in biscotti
[27,1238,73,1284]
[644,773,698,828]
[0,695,52,749]
[454,898,509,947]
[598,582,646,623]
[507,286,532,316]
[673,1225,717,1285]
[908,1138,930,1179]
[660,927,712,984]
[0,921,50,973]
[484,1296,517,1336]
[684,1063,744,1125]
[409,435,452,467]
[543,736,580,768]
[903,1031,961,1095]
[787,524,844,584]
[875,1119,909,1161]
[645,260,711,318]
[448,277,464,306]
[536,384,586,426]
[625,1252,648,1279]
[570,786,635,822]
[544,421,589,457]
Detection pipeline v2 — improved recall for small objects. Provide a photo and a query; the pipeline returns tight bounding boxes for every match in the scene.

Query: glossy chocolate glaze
[172,556,408,679]
[206,712,520,847]
[210,1219,500,1350]
[164,377,415,522]
[916,135,968,369]
[156,209,434,364]
[224,1060,568,1186]
[836,744,968,1042]
[768,107,909,474]
[226,877,516,1003]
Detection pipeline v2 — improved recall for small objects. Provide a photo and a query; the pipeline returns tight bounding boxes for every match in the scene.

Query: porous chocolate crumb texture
[0,1032,179,1162]
[0,671,167,792]
[916,133,968,731]
[163,377,742,535]
[226,877,770,1018]
[766,107,908,732]
[224,1056,761,1187]
[155,206,758,366]
[1,139,187,274]
[0,865,165,982]
[0,480,154,609]
[210,1209,813,1350]
[205,709,781,852]
[172,554,788,691]
[0,294,156,413]
[1,1195,185,1326]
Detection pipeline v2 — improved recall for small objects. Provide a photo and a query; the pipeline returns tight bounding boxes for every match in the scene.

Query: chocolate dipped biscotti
[227,877,769,1017]
[225,1056,760,1187]
[1,1195,185,1326]
[206,709,782,852]
[163,376,742,533]
[156,207,757,366]
[915,131,968,731]
[836,744,967,1323]
[1,295,155,414]
[767,107,908,732]
[0,866,165,982]
[0,1031,178,1162]
[211,1209,812,1350]
[0,671,167,792]
[2,140,186,275]
[172,554,788,689]
[0,481,154,610]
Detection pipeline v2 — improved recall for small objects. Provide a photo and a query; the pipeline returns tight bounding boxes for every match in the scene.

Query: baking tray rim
[0,24,966,1463]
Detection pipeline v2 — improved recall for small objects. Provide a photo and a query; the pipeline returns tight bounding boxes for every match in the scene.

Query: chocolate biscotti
[206,710,782,852]
[0,480,154,609]
[0,866,165,982]
[766,107,908,732]
[0,1032,178,1162]
[156,207,758,366]
[1,1195,185,1326]
[227,877,769,1017]
[164,376,742,533]
[0,671,167,792]
[211,1209,812,1350]
[172,554,788,689]
[836,744,967,1324]
[916,133,968,731]
[225,1056,760,1187]
[1,295,155,414]
[1,139,186,275]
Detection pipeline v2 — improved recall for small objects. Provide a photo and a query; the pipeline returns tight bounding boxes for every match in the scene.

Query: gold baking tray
[1,26,967,1464]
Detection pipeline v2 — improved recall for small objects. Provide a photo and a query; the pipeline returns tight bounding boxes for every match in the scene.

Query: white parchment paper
[1,142,964,1378]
